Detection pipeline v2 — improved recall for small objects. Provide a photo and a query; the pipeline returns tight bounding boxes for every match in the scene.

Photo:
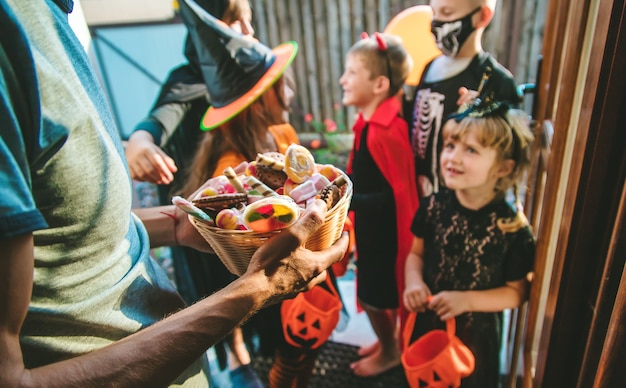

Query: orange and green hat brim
[200,41,298,131]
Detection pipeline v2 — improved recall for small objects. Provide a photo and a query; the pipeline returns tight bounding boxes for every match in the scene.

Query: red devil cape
[347,96,419,334]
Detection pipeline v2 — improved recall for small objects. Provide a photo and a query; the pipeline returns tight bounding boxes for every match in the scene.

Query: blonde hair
[347,33,412,97]
[442,108,534,232]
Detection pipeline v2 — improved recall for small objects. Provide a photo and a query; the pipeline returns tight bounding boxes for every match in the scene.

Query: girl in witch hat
[125,1,265,386]
[178,1,348,387]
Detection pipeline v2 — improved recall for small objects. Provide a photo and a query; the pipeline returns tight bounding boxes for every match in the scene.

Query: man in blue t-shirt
[0,1,348,386]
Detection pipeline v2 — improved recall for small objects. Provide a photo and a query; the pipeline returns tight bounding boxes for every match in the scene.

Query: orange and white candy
[284,143,316,183]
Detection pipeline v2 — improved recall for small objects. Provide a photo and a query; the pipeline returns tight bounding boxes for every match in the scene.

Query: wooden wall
[249,0,548,132]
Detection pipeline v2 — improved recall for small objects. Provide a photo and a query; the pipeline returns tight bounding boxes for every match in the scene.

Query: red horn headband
[374,32,387,51]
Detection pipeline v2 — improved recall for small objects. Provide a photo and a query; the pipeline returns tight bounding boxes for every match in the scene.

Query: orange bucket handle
[403,309,456,350]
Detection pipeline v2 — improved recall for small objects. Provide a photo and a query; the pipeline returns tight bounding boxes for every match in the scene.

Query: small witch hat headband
[448,67,524,161]
[448,66,510,122]
[180,0,297,130]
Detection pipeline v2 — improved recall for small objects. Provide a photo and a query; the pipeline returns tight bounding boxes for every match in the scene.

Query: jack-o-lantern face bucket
[281,277,342,349]
[401,312,475,388]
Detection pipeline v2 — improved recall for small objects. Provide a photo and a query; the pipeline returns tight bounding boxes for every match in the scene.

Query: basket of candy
[179,144,352,276]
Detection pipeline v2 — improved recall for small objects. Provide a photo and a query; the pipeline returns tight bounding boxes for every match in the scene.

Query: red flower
[310,139,322,149]
[324,119,337,133]
[304,113,313,123]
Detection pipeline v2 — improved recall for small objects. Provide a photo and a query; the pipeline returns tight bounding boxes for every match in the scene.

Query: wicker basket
[190,170,352,276]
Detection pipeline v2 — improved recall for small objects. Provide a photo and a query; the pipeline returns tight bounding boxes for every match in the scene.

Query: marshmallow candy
[288,180,318,203]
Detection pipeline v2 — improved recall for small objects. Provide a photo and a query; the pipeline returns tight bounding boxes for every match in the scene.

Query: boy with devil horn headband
[341,32,419,377]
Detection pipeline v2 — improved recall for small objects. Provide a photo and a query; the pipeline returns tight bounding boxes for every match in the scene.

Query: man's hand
[125,130,178,185]
[243,199,350,307]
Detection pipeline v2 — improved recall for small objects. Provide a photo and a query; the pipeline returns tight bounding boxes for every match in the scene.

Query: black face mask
[431,6,482,57]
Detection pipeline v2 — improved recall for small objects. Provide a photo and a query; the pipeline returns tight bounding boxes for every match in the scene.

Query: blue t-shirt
[0,1,210,385]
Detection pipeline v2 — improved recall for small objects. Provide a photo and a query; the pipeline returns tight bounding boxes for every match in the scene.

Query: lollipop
[172,196,213,223]
[284,143,316,183]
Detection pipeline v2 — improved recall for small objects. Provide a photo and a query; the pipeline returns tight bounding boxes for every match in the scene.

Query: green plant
[302,103,352,171]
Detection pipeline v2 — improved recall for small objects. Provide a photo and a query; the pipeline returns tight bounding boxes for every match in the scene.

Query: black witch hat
[179,0,298,130]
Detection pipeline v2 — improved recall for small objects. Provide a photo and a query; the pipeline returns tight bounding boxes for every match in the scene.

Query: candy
[288,180,318,203]
[244,176,279,197]
[284,144,316,183]
[192,193,248,219]
[172,196,213,223]
[318,164,339,182]
[242,196,299,232]
[223,166,247,194]
[309,173,331,192]
[245,161,258,177]
[282,178,298,195]
[333,175,348,187]
[201,187,219,197]
[233,161,248,174]
[256,153,285,171]
[318,184,341,210]
[215,208,241,230]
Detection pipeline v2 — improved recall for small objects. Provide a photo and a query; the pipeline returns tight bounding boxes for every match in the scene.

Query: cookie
[256,152,286,171]
[192,193,248,219]
[255,152,288,190]
[318,184,341,210]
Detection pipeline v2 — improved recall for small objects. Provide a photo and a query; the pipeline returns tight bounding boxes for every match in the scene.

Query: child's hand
[403,281,431,312]
[429,291,470,321]
[457,87,478,107]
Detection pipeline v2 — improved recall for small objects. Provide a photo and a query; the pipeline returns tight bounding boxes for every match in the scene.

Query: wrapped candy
[242,196,300,232]
[215,208,245,230]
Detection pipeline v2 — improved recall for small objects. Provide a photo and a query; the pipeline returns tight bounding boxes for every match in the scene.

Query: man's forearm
[133,205,179,248]
[19,273,269,387]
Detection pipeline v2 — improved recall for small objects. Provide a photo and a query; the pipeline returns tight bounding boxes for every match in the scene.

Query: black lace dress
[409,190,536,387]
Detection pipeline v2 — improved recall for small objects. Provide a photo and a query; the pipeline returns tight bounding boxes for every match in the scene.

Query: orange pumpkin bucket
[401,311,475,388]
[281,276,342,350]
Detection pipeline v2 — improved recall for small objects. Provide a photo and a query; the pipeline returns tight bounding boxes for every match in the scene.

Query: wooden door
[522,0,626,386]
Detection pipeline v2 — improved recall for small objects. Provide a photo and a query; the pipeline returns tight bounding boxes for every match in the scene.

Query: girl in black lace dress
[402,97,536,387]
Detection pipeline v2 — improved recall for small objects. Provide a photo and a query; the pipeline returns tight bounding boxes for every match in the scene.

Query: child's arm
[429,278,529,321]
[403,237,432,312]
